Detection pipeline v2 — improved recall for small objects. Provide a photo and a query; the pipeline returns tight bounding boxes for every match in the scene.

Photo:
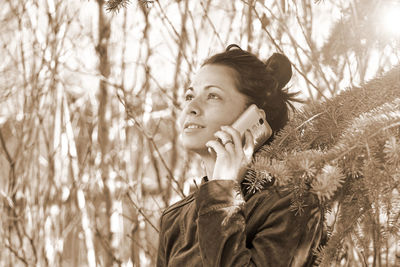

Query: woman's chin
[182,142,208,154]
[181,132,214,155]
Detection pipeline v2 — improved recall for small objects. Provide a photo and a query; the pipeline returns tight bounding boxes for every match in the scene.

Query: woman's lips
[183,123,205,133]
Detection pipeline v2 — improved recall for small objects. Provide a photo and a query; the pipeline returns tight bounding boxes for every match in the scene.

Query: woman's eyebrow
[185,85,223,93]
[206,85,224,92]
[185,87,194,93]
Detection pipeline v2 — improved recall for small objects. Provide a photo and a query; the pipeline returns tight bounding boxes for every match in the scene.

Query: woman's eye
[185,94,194,101]
[208,93,220,100]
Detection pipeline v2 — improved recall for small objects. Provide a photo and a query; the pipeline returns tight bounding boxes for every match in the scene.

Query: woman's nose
[186,98,201,115]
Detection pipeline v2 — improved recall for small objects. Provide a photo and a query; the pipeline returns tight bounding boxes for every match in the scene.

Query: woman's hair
[202,44,301,134]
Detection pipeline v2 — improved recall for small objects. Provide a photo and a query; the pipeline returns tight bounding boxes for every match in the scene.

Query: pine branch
[262,65,400,159]
[242,65,400,264]
[105,0,131,13]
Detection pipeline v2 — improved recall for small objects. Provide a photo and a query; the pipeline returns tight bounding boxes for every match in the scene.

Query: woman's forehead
[189,64,238,90]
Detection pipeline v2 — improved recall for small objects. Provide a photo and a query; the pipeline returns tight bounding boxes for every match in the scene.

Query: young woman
[156,45,323,267]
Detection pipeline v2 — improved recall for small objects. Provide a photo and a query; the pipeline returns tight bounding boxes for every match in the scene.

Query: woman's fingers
[213,130,234,153]
[206,140,229,156]
[243,130,255,163]
[214,130,232,144]
[221,126,243,154]
[208,127,255,182]
[214,126,255,160]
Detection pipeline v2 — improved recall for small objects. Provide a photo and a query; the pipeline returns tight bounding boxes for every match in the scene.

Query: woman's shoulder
[161,177,208,218]
[161,192,196,218]
[244,185,321,219]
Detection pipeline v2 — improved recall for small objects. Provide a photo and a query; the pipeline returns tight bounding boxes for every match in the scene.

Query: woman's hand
[206,125,255,182]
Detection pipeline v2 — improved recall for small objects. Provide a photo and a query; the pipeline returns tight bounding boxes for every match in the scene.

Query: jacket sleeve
[196,179,321,267]
[156,215,166,267]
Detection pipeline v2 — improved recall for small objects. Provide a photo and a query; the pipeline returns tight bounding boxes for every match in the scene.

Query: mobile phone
[231,104,272,151]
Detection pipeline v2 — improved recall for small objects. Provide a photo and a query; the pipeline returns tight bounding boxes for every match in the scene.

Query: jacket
[156,177,323,267]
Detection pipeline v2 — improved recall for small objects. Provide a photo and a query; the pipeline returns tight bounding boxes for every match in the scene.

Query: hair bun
[226,44,242,51]
[265,53,292,90]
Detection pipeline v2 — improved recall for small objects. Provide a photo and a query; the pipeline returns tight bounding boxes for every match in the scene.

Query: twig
[126,192,159,233]
[0,128,14,167]
[277,111,326,147]
[0,127,18,202]
[153,0,191,70]
[94,228,123,266]
[200,1,224,47]
[126,232,157,258]
[293,3,335,96]
[247,2,329,100]
[331,119,400,162]
[115,90,185,197]
[154,0,180,43]
[4,243,29,266]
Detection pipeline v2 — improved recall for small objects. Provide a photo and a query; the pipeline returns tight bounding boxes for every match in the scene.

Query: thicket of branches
[0,0,399,266]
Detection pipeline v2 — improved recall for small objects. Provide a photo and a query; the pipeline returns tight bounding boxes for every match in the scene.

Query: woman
[157,44,323,267]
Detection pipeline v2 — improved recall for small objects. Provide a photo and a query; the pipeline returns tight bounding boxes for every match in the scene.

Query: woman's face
[179,64,248,154]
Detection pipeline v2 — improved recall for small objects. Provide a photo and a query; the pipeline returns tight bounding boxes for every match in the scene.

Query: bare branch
[4,243,29,266]
[126,192,159,233]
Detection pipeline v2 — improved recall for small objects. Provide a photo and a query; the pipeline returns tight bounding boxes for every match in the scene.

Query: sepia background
[0,0,399,266]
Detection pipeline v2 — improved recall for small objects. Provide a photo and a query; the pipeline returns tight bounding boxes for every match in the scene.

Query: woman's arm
[156,215,166,267]
[196,179,322,267]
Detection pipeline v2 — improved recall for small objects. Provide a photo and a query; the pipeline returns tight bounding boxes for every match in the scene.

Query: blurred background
[0,0,399,266]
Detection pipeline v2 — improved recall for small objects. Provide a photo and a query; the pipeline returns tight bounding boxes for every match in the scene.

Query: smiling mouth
[183,124,205,132]
[186,125,204,129]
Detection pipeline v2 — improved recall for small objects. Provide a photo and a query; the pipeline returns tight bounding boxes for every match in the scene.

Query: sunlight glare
[382,4,400,37]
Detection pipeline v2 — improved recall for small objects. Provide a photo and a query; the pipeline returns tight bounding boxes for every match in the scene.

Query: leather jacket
[157,177,323,267]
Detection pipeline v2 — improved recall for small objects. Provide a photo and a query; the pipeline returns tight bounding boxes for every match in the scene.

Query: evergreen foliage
[244,65,400,265]
[105,0,131,12]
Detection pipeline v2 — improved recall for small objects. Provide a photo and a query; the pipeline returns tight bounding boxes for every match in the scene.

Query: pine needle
[105,0,131,13]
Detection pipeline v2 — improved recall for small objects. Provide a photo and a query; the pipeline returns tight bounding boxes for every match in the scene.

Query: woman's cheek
[177,112,186,131]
